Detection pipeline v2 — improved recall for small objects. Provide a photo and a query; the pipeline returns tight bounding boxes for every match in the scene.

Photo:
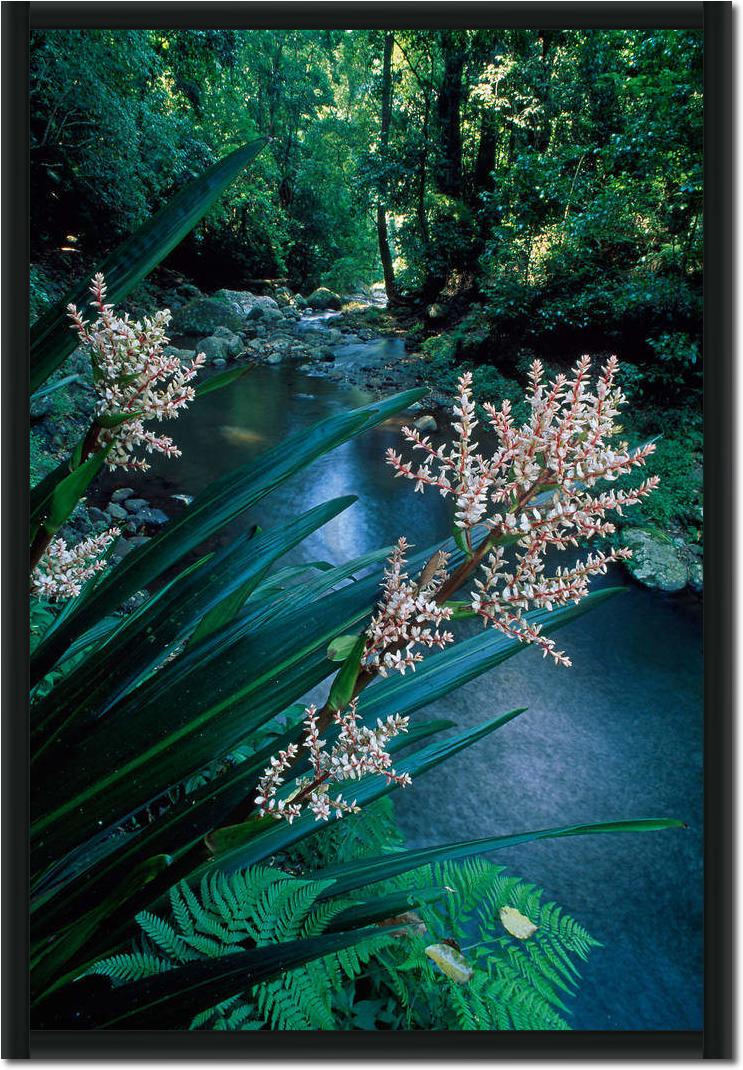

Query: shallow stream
[134,314,703,1031]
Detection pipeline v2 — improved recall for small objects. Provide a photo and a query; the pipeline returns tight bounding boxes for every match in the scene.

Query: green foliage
[88,866,389,1030]
[87,848,600,1031]
[363,857,601,1030]
[30,139,266,391]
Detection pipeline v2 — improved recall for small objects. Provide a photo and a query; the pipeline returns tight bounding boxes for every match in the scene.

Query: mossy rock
[307,287,342,310]
[622,527,689,592]
[170,297,244,337]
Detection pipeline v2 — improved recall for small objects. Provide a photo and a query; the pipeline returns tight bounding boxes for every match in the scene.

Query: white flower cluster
[255,700,411,824]
[67,274,205,471]
[31,528,120,601]
[387,358,659,666]
[362,537,454,677]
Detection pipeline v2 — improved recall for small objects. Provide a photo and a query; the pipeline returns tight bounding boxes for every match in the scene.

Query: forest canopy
[31,26,702,364]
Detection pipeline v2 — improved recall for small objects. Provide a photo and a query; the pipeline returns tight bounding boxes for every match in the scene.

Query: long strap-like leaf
[30,139,267,393]
[33,926,391,1029]
[311,818,686,898]
[30,387,425,685]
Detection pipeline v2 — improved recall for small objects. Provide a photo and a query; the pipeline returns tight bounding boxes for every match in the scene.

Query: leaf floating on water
[424,943,474,984]
[499,905,538,940]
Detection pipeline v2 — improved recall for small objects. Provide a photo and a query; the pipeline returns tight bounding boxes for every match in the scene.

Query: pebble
[107,502,129,521]
[124,498,148,513]
[135,507,169,527]
[111,488,134,502]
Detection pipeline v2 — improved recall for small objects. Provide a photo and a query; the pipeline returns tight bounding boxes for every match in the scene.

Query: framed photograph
[3,1,731,1059]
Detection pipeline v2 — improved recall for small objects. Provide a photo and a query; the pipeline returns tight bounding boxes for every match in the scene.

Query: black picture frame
[3,2,731,1059]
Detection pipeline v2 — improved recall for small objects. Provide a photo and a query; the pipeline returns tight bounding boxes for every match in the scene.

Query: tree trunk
[417,92,430,245]
[435,30,465,197]
[376,31,397,303]
[473,109,497,198]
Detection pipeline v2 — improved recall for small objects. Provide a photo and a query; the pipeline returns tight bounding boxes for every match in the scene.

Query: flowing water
[133,315,703,1031]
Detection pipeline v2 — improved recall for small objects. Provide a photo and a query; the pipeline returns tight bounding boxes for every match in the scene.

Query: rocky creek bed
[31,279,702,596]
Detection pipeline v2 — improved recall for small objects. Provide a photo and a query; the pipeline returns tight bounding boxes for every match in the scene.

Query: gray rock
[214,289,283,324]
[88,506,110,524]
[163,346,196,361]
[325,329,343,344]
[413,414,438,433]
[266,353,283,365]
[307,287,342,310]
[274,286,295,307]
[30,396,54,420]
[426,303,449,321]
[110,537,136,563]
[213,357,227,368]
[197,335,238,364]
[136,507,169,527]
[687,558,704,594]
[622,528,689,593]
[124,498,148,513]
[294,294,308,310]
[170,297,244,336]
[107,502,129,521]
[212,325,241,343]
[111,487,134,502]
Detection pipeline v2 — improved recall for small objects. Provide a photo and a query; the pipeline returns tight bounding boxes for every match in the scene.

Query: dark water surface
[135,342,702,1032]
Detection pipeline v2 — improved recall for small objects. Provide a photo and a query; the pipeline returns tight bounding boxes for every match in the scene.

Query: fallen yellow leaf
[499,906,538,940]
[424,943,474,983]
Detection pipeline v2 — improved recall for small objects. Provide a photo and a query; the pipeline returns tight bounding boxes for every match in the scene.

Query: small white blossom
[255,701,410,824]
[387,358,659,666]
[67,274,205,471]
[31,527,120,601]
[362,538,454,677]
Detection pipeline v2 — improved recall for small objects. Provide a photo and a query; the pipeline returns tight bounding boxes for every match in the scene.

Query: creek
[135,311,702,1031]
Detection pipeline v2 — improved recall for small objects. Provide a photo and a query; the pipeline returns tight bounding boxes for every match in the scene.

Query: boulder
[107,502,129,521]
[213,289,283,324]
[294,294,308,310]
[687,557,703,594]
[170,297,244,337]
[413,414,438,433]
[266,353,283,365]
[124,498,148,513]
[274,286,295,308]
[197,335,239,364]
[307,287,342,311]
[325,328,343,345]
[163,346,197,362]
[136,507,169,527]
[622,528,689,593]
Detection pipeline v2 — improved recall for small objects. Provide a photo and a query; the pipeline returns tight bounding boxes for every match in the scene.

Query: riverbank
[30,276,702,595]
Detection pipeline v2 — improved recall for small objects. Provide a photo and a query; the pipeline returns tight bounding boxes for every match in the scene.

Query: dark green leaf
[30,139,268,392]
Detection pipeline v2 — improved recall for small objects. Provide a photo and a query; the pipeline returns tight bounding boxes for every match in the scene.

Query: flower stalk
[255,356,659,823]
